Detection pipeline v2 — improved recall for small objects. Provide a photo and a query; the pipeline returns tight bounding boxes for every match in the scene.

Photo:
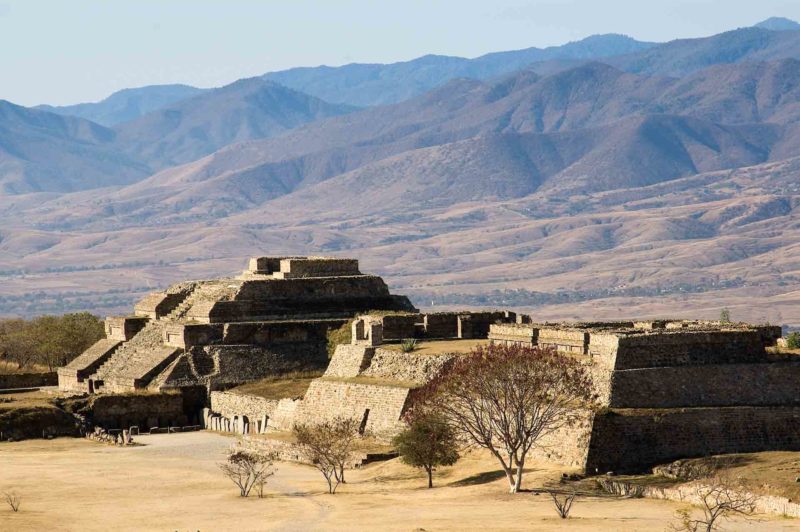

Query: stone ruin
[56,255,800,474]
[487,320,797,472]
[206,315,800,474]
[205,310,523,438]
[58,256,416,395]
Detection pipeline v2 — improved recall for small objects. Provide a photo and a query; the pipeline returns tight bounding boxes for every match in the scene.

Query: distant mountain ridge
[3,18,800,324]
[0,100,148,194]
[111,77,355,170]
[263,33,656,106]
[18,58,800,230]
[36,84,208,127]
[37,33,656,124]
[755,17,800,31]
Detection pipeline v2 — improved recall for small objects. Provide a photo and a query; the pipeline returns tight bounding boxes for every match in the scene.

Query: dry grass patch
[229,370,323,400]
[382,339,489,356]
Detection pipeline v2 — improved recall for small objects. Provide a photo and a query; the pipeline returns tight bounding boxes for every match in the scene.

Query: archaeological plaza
[49,256,800,474]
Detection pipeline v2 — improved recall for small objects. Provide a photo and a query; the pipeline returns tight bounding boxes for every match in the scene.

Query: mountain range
[2,17,800,326]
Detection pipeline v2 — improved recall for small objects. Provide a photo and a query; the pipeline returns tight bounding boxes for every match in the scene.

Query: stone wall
[488,323,538,345]
[207,392,299,433]
[360,349,454,386]
[296,378,412,439]
[608,363,800,408]
[88,392,188,430]
[423,313,459,338]
[586,407,800,473]
[529,409,594,468]
[0,372,57,389]
[210,391,278,420]
[538,327,589,354]
[274,257,361,279]
[156,343,326,391]
[105,316,149,341]
[590,330,767,370]
[324,345,376,378]
[381,314,420,340]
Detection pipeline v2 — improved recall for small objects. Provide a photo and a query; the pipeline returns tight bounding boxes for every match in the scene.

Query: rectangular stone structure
[273,257,361,279]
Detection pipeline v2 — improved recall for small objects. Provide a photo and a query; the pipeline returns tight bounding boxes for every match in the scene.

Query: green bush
[393,415,459,488]
[400,338,418,353]
[786,332,800,349]
[326,320,353,358]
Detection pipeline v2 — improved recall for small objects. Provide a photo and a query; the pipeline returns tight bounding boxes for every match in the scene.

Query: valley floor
[0,432,797,531]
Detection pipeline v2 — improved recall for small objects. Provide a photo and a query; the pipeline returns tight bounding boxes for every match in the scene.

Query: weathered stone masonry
[489,320,792,473]
[58,256,417,395]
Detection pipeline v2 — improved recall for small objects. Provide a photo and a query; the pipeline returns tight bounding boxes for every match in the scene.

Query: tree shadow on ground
[448,469,507,487]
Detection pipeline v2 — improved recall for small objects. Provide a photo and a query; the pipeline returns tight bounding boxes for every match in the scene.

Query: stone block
[380,314,420,340]
[352,317,383,346]
[105,316,149,341]
[274,257,361,279]
[423,313,459,338]
[457,315,473,339]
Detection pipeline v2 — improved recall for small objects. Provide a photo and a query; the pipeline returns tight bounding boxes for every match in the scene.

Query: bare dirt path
[1,432,798,531]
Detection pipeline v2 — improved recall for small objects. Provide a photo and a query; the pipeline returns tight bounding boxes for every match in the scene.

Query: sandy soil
[382,339,490,355]
[0,432,797,532]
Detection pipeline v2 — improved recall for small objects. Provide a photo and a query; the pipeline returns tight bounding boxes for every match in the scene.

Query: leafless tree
[549,490,576,519]
[671,472,758,531]
[219,449,275,498]
[4,491,21,512]
[294,416,361,494]
[409,343,596,493]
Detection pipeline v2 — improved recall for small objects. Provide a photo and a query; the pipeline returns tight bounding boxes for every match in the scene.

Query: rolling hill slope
[0,100,150,194]
[112,77,356,169]
[36,84,208,127]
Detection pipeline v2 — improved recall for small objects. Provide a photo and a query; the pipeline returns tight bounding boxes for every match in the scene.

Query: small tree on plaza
[294,416,361,494]
[219,448,276,498]
[393,414,459,488]
[671,471,758,531]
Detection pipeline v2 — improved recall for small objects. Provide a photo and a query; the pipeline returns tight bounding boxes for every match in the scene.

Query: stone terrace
[488,320,795,472]
[59,256,417,395]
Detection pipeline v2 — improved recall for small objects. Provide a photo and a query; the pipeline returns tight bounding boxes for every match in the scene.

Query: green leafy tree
[393,415,459,488]
[0,313,103,371]
[719,308,731,323]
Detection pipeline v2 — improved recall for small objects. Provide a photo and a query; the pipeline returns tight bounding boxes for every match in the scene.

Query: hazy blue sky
[3,0,800,106]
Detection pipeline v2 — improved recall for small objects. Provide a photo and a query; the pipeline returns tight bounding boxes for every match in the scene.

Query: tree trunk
[427,466,433,488]
[513,458,524,493]
[505,468,517,493]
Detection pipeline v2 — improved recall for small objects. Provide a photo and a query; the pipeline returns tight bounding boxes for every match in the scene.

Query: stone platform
[58,256,417,394]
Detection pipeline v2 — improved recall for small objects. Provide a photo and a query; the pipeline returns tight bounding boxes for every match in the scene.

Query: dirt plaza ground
[1,431,798,531]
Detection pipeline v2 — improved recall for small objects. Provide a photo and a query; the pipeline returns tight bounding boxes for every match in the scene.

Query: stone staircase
[87,282,235,392]
[163,281,237,322]
[164,293,196,321]
[91,320,180,392]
